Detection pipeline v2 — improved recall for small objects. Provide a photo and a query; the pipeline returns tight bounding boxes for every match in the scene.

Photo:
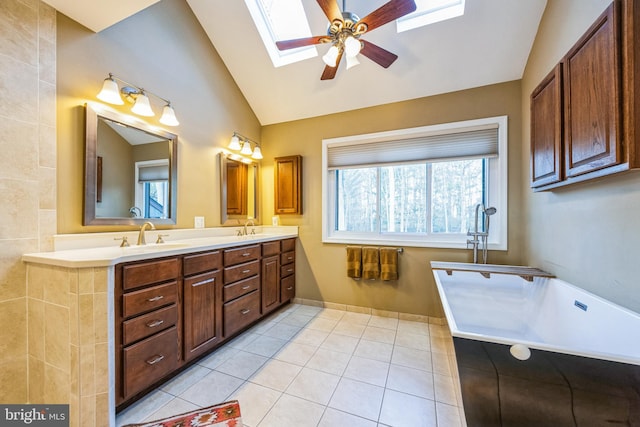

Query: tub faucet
[137,221,155,245]
[243,218,255,236]
[467,204,496,263]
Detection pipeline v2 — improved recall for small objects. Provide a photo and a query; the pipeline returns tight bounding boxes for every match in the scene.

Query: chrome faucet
[467,204,496,263]
[243,218,255,236]
[137,221,155,245]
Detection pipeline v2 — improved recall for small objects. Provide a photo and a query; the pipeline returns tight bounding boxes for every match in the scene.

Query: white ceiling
[43,0,547,125]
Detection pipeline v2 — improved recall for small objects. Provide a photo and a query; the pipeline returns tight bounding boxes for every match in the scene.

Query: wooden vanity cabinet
[115,257,181,406]
[280,238,296,302]
[530,0,640,190]
[261,241,281,314]
[182,250,222,362]
[274,155,302,214]
[222,245,261,337]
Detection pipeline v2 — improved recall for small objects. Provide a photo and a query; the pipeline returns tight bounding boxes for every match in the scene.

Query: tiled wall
[27,264,113,427]
[0,0,57,403]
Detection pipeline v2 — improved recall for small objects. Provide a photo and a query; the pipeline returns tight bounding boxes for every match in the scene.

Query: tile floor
[116,303,467,427]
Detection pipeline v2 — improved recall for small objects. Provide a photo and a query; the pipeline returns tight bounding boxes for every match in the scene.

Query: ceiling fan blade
[360,40,398,68]
[321,50,343,80]
[359,0,417,33]
[316,0,343,23]
[276,36,329,50]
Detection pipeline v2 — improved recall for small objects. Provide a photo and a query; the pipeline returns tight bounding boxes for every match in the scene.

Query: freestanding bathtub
[431,261,640,427]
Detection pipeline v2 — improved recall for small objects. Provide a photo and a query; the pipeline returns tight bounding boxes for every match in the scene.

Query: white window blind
[327,126,498,170]
[138,165,169,182]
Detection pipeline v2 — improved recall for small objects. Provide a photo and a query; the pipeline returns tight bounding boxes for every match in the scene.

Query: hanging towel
[362,247,380,280]
[380,248,399,281]
[346,246,362,279]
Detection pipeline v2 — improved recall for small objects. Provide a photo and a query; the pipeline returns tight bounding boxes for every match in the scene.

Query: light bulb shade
[97,77,124,105]
[346,54,360,70]
[131,93,154,116]
[251,146,263,159]
[344,36,361,57]
[229,134,242,150]
[159,104,179,126]
[322,45,340,67]
[240,141,253,155]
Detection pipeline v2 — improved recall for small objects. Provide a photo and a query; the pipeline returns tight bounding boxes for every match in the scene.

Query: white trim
[322,116,508,250]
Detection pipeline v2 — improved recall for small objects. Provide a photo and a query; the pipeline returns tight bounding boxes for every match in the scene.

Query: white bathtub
[431,262,640,426]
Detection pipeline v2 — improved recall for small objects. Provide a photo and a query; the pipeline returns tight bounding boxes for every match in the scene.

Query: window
[322,116,507,249]
[135,160,170,219]
[397,0,465,33]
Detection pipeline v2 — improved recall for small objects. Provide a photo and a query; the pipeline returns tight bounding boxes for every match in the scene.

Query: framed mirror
[219,153,259,225]
[84,103,178,225]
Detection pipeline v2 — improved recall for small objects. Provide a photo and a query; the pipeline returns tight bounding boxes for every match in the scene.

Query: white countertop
[22,227,298,268]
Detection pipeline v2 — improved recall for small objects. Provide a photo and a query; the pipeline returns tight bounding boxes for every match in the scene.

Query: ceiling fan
[275,0,417,80]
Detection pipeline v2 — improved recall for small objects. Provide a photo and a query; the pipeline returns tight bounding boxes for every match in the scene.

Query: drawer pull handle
[287,268,293,273]
[242,253,251,257]
[147,295,164,302]
[288,257,293,261]
[146,320,164,328]
[193,277,215,287]
[146,354,165,365]
[242,285,251,290]
[242,269,251,274]
[240,309,251,315]
[287,286,293,291]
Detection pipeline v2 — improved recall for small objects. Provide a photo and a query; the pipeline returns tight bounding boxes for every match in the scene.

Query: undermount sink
[122,243,190,252]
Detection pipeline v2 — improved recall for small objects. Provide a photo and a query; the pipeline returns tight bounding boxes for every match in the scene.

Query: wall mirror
[84,103,178,225]
[219,153,259,225]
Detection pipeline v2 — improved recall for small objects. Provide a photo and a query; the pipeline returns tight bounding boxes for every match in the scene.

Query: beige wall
[262,81,524,317]
[0,0,57,403]
[56,0,261,233]
[522,0,640,313]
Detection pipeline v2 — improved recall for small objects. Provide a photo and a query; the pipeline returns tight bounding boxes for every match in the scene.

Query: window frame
[321,116,508,250]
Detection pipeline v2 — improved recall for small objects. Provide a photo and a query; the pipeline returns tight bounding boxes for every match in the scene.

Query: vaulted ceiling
[43,0,547,125]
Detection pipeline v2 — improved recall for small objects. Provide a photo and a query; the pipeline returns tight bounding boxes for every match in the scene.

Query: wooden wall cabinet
[274,155,302,214]
[530,0,640,190]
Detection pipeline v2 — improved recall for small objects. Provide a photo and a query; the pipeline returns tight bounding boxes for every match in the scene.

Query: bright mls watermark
[0,405,68,426]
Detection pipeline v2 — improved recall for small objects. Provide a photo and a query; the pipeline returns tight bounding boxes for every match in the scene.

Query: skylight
[397,0,465,33]
[245,0,317,67]
[246,0,465,67]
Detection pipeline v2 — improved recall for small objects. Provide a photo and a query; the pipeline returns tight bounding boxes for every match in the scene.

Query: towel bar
[345,246,403,253]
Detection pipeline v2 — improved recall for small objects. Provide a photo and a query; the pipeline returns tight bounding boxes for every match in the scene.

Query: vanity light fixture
[96,73,179,126]
[228,132,263,160]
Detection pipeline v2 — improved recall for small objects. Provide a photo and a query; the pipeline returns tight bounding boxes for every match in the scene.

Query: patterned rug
[122,400,242,427]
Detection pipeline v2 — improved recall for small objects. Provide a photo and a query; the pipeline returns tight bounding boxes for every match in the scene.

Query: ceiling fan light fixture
[344,35,361,57]
[322,44,340,67]
[346,54,360,70]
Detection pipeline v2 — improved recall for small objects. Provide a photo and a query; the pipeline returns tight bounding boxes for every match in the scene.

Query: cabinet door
[564,2,621,178]
[262,255,280,313]
[274,155,302,214]
[183,270,222,361]
[531,64,563,187]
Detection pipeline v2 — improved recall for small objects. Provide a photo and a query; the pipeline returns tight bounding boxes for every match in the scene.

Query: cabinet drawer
[262,241,280,257]
[281,238,295,252]
[123,326,179,399]
[224,275,260,303]
[224,260,260,284]
[224,245,260,267]
[280,263,295,278]
[280,251,295,265]
[123,282,178,318]
[122,258,179,291]
[122,304,177,346]
[224,290,260,337]
[281,275,295,302]
[184,250,221,276]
